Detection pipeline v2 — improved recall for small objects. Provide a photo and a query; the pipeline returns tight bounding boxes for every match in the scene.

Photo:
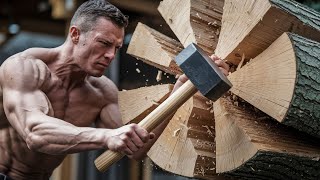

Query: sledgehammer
[94,43,232,172]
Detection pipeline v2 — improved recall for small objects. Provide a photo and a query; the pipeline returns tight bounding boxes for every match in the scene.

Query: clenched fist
[105,124,155,158]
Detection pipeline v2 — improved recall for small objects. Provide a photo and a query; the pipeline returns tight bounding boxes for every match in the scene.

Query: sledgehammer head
[175,43,232,101]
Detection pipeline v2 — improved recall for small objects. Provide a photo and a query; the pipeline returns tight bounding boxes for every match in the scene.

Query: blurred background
[0,0,319,180]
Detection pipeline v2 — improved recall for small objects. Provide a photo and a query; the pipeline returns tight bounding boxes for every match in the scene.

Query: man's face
[74,17,125,77]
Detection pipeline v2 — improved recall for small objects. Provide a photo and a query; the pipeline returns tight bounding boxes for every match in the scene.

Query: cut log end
[215,0,320,65]
[214,96,320,178]
[229,32,320,138]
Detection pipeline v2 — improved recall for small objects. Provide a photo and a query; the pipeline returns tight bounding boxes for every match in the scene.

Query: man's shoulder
[87,76,119,101]
[87,76,117,91]
[0,53,51,90]
[1,52,49,74]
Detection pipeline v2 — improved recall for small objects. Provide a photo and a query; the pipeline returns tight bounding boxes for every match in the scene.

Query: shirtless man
[0,0,230,179]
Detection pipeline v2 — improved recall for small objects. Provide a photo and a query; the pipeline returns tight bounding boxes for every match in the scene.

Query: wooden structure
[124,0,320,179]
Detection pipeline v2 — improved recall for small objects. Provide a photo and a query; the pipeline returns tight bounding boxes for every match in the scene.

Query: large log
[158,0,224,54]
[127,23,183,75]
[215,0,320,65]
[228,32,320,138]
[148,93,226,180]
[119,84,173,125]
[214,97,320,179]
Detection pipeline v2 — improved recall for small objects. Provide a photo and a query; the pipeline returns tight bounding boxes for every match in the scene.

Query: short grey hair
[70,0,128,32]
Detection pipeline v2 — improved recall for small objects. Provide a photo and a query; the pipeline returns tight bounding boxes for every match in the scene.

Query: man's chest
[44,83,106,127]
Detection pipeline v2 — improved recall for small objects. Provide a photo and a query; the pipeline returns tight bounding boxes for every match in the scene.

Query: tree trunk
[214,97,320,179]
[228,32,320,138]
[215,0,320,65]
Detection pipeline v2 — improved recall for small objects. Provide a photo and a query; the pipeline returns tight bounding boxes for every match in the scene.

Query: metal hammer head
[175,43,232,101]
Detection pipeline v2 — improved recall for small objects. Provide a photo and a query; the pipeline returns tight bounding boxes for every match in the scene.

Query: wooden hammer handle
[94,80,197,172]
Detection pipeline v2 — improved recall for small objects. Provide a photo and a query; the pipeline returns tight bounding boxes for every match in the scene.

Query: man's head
[68,0,128,77]
[70,0,128,32]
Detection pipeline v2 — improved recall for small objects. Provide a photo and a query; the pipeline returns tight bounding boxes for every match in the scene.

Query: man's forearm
[25,113,108,155]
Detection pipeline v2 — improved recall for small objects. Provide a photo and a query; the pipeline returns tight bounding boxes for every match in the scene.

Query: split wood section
[126,22,223,178]
[119,87,225,179]
[158,0,224,54]
[215,0,320,65]
[214,97,320,178]
[228,33,320,138]
[119,84,173,125]
[127,23,183,75]
[148,93,224,179]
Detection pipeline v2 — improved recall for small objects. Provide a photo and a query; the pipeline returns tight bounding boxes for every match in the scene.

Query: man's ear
[70,26,80,44]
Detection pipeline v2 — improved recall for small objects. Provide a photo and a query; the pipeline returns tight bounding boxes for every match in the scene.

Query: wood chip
[156,70,163,82]
[173,128,181,137]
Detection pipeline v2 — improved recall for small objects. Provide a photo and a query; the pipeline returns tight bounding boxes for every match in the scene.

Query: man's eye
[101,41,111,46]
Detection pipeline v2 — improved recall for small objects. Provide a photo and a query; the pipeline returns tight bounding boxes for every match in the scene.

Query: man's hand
[210,54,230,76]
[172,55,230,93]
[105,124,155,158]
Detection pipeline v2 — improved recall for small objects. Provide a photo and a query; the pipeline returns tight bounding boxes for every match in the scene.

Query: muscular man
[0,0,230,179]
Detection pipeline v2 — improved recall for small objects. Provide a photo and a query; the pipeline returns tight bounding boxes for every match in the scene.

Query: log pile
[123,0,320,179]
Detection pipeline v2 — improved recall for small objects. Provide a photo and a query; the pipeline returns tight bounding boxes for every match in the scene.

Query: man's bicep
[97,103,123,129]
[1,58,52,139]
[3,88,52,138]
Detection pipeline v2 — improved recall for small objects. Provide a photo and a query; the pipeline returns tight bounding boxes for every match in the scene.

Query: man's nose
[104,48,116,60]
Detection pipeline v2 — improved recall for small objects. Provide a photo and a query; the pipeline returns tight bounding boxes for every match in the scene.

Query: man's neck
[51,46,88,90]
[54,63,87,90]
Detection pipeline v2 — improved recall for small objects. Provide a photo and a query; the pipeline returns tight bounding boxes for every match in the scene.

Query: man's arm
[96,77,155,158]
[1,57,111,155]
